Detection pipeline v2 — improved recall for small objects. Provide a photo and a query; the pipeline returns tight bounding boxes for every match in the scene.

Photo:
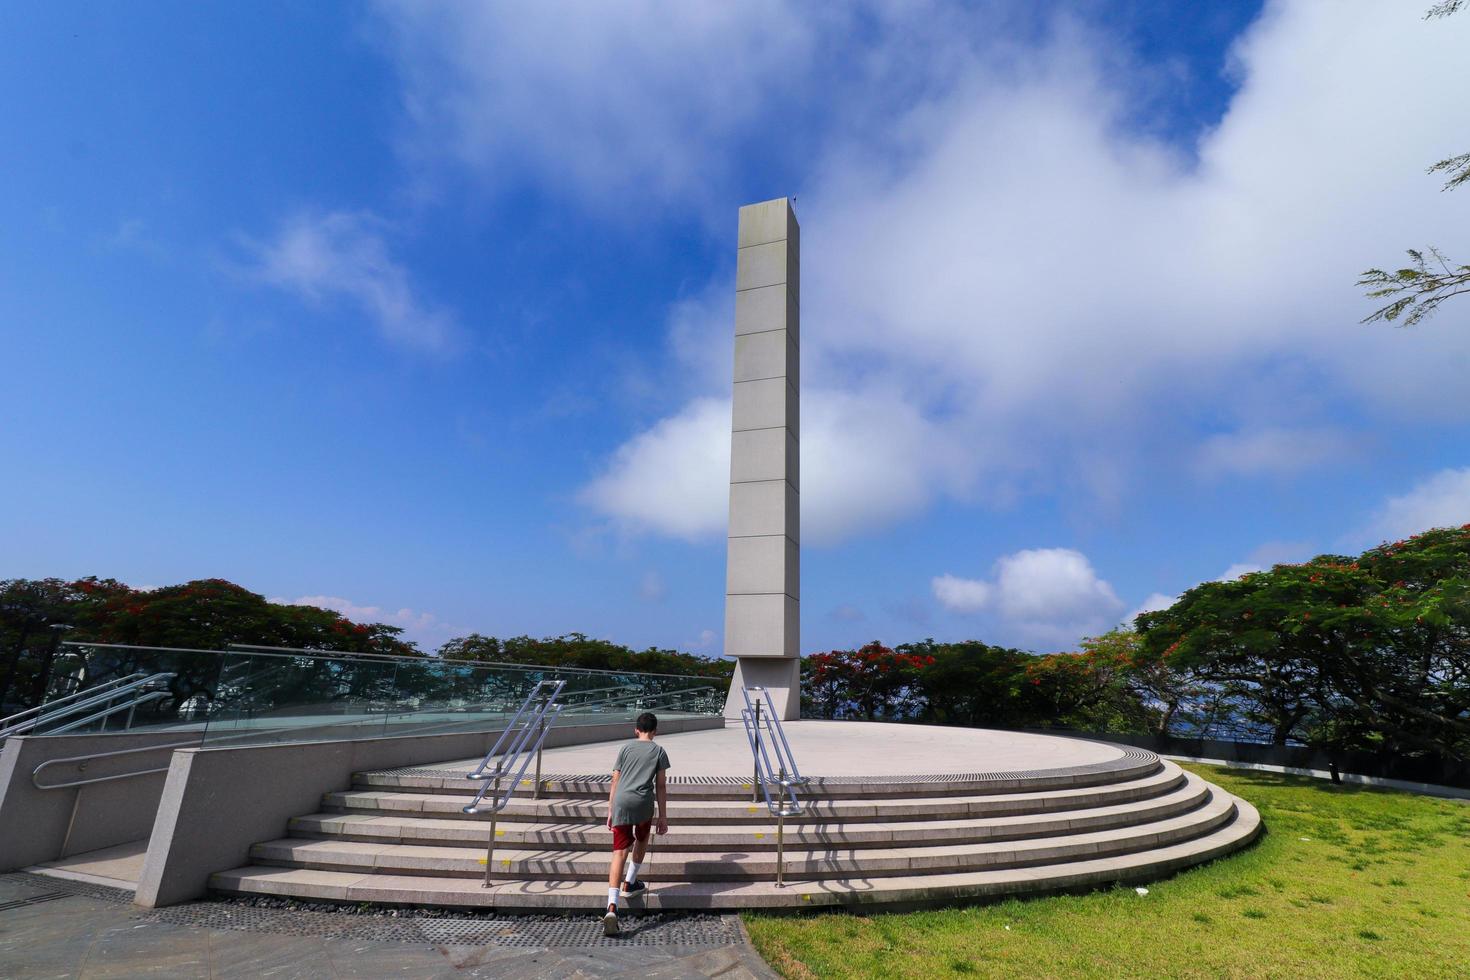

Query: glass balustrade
[23,642,727,746]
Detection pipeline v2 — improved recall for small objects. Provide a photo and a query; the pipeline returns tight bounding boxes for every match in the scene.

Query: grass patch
[743,764,1470,979]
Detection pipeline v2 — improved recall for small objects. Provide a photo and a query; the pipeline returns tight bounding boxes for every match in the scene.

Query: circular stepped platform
[209,723,1261,911]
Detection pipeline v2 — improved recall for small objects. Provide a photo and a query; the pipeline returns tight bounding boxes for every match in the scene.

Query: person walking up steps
[602,711,670,937]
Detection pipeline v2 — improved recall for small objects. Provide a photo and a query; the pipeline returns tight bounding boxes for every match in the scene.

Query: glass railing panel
[25,642,729,747]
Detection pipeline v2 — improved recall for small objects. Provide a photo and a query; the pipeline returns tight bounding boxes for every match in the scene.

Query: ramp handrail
[0,671,151,731]
[738,685,808,887]
[462,679,565,889]
[0,672,176,739]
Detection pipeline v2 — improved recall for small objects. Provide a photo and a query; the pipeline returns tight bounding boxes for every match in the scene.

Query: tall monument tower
[723,198,800,721]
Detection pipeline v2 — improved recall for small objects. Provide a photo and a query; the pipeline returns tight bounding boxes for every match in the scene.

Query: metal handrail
[0,672,151,731]
[31,738,204,790]
[0,672,176,738]
[460,679,565,889]
[559,684,719,712]
[42,689,172,735]
[739,686,808,888]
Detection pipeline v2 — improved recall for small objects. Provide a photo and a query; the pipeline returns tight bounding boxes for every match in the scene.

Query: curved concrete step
[255,785,1232,881]
[213,796,1260,910]
[329,763,1189,825]
[291,772,1213,852]
[355,751,1162,801]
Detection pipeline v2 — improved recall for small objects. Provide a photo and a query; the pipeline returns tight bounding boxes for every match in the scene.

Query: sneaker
[621,880,647,897]
[602,907,620,937]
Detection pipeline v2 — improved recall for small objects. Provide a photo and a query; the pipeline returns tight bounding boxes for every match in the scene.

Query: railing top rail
[0,671,150,728]
[62,641,725,683]
[1,671,176,739]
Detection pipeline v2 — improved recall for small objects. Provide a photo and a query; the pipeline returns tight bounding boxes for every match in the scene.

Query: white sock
[624,860,641,884]
[607,886,620,909]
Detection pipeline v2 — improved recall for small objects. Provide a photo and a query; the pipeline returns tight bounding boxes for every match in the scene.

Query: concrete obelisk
[722,198,801,721]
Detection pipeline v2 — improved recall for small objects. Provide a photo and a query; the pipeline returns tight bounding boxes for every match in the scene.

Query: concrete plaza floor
[0,874,775,979]
[422,719,1128,778]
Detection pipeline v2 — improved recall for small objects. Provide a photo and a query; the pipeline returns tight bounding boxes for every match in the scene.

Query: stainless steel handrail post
[533,717,544,800]
[776,809,786,888]
[751,698,761,803]
[481,768,502,888]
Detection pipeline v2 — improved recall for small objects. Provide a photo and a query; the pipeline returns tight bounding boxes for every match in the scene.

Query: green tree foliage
[0,576,418,714]
[1137,527,1470,756]
[1359,2,1468,326]
[438,633,732,679]
[802,642,934,720]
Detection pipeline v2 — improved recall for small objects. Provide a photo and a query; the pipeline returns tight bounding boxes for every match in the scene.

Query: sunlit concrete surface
[419,721,1128,777]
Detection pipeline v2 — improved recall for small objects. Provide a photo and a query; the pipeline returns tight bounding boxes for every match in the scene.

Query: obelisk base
[723,657,801,721]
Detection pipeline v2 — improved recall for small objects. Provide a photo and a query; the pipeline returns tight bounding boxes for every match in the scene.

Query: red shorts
[611,821,651,851]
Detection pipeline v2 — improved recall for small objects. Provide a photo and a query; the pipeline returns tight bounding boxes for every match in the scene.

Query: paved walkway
[0,874,777,979]
[418,720,1127,778]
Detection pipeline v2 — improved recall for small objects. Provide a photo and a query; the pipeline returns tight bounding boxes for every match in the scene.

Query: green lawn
[743,764,1470,979]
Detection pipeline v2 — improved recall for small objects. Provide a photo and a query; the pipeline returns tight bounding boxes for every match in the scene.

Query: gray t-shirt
[610,739,670,827]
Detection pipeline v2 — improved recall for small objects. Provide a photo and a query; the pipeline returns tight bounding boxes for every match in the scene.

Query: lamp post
[29,623,74,709]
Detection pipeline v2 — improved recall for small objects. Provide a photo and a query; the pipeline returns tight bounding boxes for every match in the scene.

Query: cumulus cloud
[273,594,461,649]
[1361,467,1470,545]
[579,387,973,545]
[934,547,1123,643]
[372,0,818,205]
[931,573,991,614]
[579,397,730,541]
[249,210,457,352]
[375,2,1470,545]
[575,1,1470,546]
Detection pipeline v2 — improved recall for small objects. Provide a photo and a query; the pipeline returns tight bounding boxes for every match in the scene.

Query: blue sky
[3,1,1468,656]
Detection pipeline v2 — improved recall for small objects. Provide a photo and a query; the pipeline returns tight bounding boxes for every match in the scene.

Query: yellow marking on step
[802,894,812,902]
[747,806,758,813]
[755,833,765,839]
[496,829,506,836]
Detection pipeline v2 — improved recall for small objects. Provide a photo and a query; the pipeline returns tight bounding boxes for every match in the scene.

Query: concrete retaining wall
[0,731,202,871]
[134,715,722,908]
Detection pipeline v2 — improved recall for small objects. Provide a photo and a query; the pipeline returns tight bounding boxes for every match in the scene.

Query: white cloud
[569,1,1470,544]
[932,573,992,613]
[376,2,1470,545]
[992,548,1123,627]
[934,547,1123,644]
[273,594,461,649]
[1217,563,1264,581]
[249,210,456,352]
[372,0,818,205]
[579,397,730,541]
[579,387,973,545]
[1362,467,1470,545]
[1194,427,1358,479]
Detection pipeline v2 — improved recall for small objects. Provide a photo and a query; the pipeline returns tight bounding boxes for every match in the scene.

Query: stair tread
[294,773,1212,841]
[214,796,1261,909]
[259,790,1230,863]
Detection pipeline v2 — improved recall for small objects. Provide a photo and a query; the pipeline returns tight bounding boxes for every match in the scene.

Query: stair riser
[257,800,1230,881]
[217,802,1260,908]
[356,762,1163,802]
[287,784,1212,853]
[326,774,1187,825]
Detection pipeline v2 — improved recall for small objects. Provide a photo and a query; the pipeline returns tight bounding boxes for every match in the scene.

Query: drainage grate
[0,873,133,905]
[0,891,71,912]
[0,873,742,949]
[148,900,742,947]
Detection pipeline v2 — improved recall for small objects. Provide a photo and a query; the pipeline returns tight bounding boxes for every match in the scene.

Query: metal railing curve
[739,685,808,887]
[461,679,566,888]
